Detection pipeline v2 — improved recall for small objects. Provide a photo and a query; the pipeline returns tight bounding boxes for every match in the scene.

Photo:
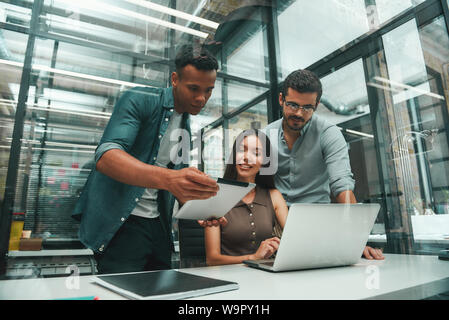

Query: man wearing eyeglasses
[264,69,384,260]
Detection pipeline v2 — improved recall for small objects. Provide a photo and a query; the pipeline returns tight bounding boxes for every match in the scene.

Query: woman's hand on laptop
[250,237,281,260]
[363,246,384,260]
[197,217,228,227]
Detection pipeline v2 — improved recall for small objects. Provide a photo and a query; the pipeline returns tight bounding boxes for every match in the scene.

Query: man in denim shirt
[264,69,384,260]
[73,45,222,274]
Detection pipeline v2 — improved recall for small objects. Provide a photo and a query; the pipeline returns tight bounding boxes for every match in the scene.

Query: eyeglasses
[283,101,316,114]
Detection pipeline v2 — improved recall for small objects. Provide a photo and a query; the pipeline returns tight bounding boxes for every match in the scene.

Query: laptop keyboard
[261,261,274,267]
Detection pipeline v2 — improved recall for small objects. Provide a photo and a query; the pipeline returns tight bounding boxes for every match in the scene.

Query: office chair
[177,219,207,268]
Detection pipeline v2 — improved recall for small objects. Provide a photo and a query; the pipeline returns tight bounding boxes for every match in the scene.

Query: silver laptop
[243,203,380,272]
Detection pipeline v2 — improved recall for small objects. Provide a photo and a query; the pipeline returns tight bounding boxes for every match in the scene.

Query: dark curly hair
[175,45,218,78]
[282,69,322,105]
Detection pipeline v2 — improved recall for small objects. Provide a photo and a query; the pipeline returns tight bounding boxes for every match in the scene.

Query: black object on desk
[93,269,239,299]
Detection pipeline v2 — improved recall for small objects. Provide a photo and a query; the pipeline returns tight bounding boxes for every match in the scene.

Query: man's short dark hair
[282,69,322,105]
[175,45,218,77]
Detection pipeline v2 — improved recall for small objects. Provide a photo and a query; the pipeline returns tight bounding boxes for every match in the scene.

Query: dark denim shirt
[72,86,190,254]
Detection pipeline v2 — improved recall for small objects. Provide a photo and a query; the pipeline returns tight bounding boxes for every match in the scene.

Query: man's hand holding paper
[166,167,219,205]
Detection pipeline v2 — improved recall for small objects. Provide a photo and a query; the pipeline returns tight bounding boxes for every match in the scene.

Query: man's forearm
[335,190,357,204]
[96,148,170,190]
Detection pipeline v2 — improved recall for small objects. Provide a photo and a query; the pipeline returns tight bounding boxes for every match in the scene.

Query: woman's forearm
[206,253,254,266]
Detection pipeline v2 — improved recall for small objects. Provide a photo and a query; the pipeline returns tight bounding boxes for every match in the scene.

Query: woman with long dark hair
[204,129,288,266]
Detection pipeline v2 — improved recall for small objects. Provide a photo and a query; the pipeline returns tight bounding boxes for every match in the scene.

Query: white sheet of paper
[173,179,256,220]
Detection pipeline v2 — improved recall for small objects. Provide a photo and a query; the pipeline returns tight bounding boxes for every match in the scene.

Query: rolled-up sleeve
[95,142,125,164]
[95,88,150,164]
[321,126,355,197]
[98,89,146,152]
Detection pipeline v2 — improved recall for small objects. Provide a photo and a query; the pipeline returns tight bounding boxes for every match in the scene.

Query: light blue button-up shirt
[264,114,355,206]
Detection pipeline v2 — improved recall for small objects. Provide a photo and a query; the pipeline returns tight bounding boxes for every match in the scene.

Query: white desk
[368,234,449,245]
[7,249,94,258]
[0,254,448,300]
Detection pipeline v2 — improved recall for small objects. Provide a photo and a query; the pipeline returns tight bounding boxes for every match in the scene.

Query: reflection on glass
[0,0,448,282]
[225,28,267,83]
[2,0,234,261]
[373,0,425,25]
[382,20,431,221]
[316,59,384,234]
[383,20,429,90]
[342,116,384,235]
[203,126,224,178]
[0,29,28,209]
[366,15,449,254]
[382,18,442,218]
[15,35,169,239]
[0,1,32,28]
[318,59,369,124]
[277,0,369,75]
[32,37,167,91]
[41,0,214,48]
[416,17,449,219]
[226,80,266,113]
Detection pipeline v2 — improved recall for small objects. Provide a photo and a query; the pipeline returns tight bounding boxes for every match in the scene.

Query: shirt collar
[280,115,313,142]
[234,185,266,207]
[162,87,175,110]
[163,86,191,129]
[163,87,189,121]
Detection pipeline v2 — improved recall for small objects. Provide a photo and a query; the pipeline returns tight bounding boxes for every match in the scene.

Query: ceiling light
[27,105,111,120]
[33,63,154,88]
[124,0,218,29]
[56,0,209,38]
[0,58,155,89]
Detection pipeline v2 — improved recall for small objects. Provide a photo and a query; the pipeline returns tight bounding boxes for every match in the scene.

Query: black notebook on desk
[93,270,239,300]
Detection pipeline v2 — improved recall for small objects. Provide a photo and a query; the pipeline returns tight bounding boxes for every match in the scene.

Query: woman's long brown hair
[223,129,275,189]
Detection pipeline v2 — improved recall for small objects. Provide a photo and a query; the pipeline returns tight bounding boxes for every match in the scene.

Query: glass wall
[1,0,449,282]
[0,29,28,212]
[364,13,449,254]
[374,0,426,24]
[277,0,370,77]
[0,0,273,277]
[203,126,224,178]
